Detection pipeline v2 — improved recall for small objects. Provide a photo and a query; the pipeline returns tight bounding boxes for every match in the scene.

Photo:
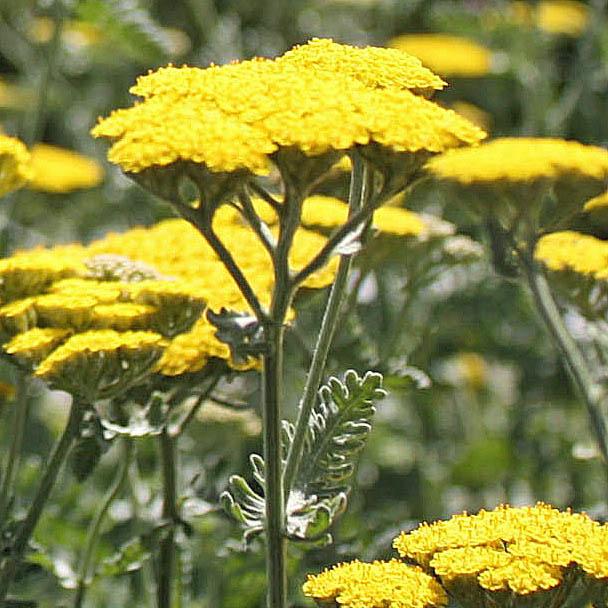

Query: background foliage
[1,0,608,606]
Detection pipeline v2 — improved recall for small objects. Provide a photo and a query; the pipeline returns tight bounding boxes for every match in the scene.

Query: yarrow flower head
[388,33,493,78]
[302,559,448,608]
[92,38,485,202]
[27,143,104,193]
[0,134,32,197]
[426,137,608,232]
[393,503,608,607]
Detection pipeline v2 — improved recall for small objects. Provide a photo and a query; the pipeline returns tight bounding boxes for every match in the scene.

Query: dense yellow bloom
[28,143,104,192]
[426,138,608,185]
[394,503,608,600]
[0,246,85,304]
[0,134,32,197]
[388,34,492,77]
[276,38,446,94]
[537,0,589,36]
[302,559,448,608]
[583,190,608,213]
[4,328,72,364]
[93,39,484,176]
[91,303,155,331]
[35,330,164,400]
[0,298,38,335]
[535,231,608,278]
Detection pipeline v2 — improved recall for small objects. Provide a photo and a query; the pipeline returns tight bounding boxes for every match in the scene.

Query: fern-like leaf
[221,370,385,544]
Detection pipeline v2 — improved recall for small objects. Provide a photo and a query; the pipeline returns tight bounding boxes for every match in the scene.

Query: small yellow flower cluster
[0,133,32,197]
[302,559,448,608]
[535,231,608,279]
[536,0,589,37]
[426,138,608,185]
[393,503,608,600]
[92,38,485,179]
[28,143,104,193]
[388,34,493,78]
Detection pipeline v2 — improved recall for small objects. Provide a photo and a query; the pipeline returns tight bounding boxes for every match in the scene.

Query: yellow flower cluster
[426,138,608,185]
[535,231,608,279]
[0,133,32,197]
[388,34,492,78]
[393,503,608,599]
[3,190,393,378]
[302,559,447,608]
[536,0,589,36]
[28,143,104,193]
[92,38,485,177]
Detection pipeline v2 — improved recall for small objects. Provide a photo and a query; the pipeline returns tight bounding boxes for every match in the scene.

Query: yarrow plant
[85,38,485,608]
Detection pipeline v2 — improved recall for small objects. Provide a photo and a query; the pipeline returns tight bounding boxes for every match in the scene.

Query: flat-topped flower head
[4,327,72,366]
[394,503,608,607]
[388,34,493,78]
[28,144,103,193]
[35,329,164,401]
[276,38,447,95]
[302,559,448,608]
[93,39,484,201]
[426,137,608,231]
[537,0,589,36]
[0,134,32,197]
[535,231,608,319]
[0,246,85,304]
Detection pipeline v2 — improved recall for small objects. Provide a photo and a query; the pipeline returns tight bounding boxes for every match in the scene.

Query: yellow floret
[535,231,608,277]
[0,134,32,197]
[388,34,493,77]
[91,303,155,331]
[28,143,103,193]
[302,559,448,608]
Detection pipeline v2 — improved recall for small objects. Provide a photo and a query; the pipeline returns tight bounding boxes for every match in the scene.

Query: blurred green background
[1,0,608,606]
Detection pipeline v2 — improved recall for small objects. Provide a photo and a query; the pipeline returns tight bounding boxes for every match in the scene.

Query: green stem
[0,398,85,601]
[283,155,369,496]
[0,376,29,527]
[261,319,287,608]
[72,440,133,608]
[157,429,178,608]
[519,248,608,472]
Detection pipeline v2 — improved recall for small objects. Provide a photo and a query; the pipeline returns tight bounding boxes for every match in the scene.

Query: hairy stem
[0,376,29,527]
[519,247,608,476]
[157,429,178,608]
[0,398,85,601]
[73,440,133,608]
[282,155,370,494]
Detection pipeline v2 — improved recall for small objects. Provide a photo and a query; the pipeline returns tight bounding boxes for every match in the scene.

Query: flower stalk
[518,244,608,477]
[73,439,133,608]
[283,155,370,495]
[0,398,86,601]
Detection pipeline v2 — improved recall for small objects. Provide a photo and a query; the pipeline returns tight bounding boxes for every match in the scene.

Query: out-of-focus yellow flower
[450,101,492,133]
[388,34,493,77]
[394,503,608,602]
[537,0,589,36]
[29,17,103,48]
[583,189,608,213]
[456,351,487,390]
[28,143,103,193]
[0,134,32,197]
[303,559,448,608]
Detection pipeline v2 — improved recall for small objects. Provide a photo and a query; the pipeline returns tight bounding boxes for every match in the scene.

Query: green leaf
[294,369,385,497]
[76,0,173,64]
[221,370,385,543]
